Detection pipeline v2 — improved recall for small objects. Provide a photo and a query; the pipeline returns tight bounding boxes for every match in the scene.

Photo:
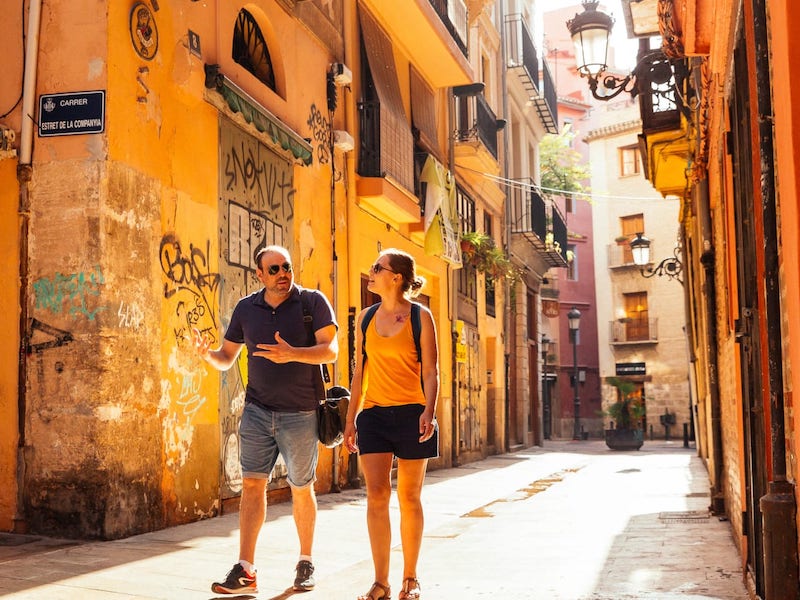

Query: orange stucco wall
[0,158,20,531]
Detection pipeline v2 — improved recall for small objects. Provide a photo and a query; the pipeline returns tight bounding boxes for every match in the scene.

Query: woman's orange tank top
[362,316,426,409]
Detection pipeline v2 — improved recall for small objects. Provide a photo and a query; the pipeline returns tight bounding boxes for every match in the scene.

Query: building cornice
[584,119,643,142]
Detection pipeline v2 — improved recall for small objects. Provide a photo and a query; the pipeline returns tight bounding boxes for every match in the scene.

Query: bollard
[683,423,689,447]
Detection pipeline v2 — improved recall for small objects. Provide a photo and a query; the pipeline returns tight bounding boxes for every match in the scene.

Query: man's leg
[239,477,268,564]
[291,482,317,556]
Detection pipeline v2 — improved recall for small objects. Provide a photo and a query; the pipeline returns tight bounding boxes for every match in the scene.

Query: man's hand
[253,331,296,363]
[191,328,211,360]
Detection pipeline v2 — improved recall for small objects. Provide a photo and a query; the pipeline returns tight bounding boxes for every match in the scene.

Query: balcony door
[623,292,649,341]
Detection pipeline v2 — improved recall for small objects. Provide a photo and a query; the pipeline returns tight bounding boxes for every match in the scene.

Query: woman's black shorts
[356,404,439,459]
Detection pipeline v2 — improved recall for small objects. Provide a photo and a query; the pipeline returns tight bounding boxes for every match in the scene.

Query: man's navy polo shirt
[224,285,336,412]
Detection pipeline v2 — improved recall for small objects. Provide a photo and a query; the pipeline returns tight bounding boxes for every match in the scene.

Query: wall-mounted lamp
[630,232,683,283]
[333,130,354,152]
[566,0,671,102]
[329,63,352,86]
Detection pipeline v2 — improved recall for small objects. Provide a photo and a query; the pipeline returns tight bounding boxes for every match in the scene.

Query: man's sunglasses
[371,263,396,274]
[265,262,293,276]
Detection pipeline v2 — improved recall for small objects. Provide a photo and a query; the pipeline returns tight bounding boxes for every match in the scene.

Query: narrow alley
[0,441,748,600]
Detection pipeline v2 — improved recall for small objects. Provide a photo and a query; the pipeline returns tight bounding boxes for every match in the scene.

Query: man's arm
[252,323,338,364]
[192,329,243,371]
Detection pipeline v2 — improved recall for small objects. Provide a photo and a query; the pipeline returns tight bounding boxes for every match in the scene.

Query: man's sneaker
[211,563,258,594]
[293,559,315,591]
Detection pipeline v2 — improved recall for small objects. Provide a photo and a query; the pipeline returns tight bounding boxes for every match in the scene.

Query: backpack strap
[360,302,381,368]
[361,302,422,365]
[300,289,330,384]
[410,303,422,364]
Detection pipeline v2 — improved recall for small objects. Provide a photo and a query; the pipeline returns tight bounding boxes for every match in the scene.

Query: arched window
[232,9,276,91]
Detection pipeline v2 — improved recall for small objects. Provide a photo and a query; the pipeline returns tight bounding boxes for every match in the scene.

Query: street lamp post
[542,335,551,440]
[568,307,582,440]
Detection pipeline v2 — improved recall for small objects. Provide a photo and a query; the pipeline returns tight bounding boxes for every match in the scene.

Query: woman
[344,249,439,600]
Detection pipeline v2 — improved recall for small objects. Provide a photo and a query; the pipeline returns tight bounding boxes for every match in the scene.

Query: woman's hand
[419,408,437,443]
[344,421,358,454]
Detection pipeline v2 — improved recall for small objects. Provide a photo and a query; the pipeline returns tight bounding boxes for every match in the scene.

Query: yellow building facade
[1,0,527,539]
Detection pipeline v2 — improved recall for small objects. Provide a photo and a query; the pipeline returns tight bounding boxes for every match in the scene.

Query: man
[193,245,338,595]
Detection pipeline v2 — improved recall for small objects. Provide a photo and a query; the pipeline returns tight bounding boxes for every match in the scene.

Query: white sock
[238,559,256,574]
[299,554,312,563]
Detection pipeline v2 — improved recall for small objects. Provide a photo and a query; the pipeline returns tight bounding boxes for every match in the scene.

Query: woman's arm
[343,309,368,453]
[418,306,439,442]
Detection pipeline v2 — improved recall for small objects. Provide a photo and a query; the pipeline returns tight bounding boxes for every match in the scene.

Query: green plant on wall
[460,231,522,285]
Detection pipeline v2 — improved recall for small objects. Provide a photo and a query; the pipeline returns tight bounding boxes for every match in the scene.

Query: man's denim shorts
[239,402,319,487]
[356,403,439,460]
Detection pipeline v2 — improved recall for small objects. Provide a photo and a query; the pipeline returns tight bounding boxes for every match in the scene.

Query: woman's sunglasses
[371,263,396,274]
[265,262,293,276]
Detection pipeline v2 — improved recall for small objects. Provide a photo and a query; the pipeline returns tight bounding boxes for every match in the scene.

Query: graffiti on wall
[228,201,284,273]
[159,232,220,469]
[307,103,331,166]
[222,133,295,226]
[160,234,221,346]
[32,265,107,321]
[26,318,74,352]
[217,118,295,497]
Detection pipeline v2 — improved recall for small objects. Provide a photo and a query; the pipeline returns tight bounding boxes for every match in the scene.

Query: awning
[204,64,313,166]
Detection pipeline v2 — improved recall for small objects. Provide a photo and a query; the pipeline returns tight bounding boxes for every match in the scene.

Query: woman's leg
[396,458,428,581]
[360,452,395,587]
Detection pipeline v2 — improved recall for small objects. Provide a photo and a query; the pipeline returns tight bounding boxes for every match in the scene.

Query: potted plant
[460,232,523,286]
[603,377,646,450]
[615,234,631,245]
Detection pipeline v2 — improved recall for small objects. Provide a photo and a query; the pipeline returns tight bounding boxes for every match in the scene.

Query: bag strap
[361,301,422,365]
[301,289,330,384]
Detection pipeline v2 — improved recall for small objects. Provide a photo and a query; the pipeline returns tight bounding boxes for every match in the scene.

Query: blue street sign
[38,91,105,137]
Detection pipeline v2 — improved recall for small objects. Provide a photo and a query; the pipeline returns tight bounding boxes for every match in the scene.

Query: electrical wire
[455,163,677,202]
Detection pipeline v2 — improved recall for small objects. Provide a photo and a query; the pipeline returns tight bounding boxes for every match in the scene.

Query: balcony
[509,179,568,267]
[505,14,558,134]
[360,0,471,88]
[455,92,500,159]
[453,92,504,202]
[610,318,658,344]
[357,100,420,224]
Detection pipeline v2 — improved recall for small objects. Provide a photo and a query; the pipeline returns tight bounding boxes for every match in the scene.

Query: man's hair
[255,245,291,270]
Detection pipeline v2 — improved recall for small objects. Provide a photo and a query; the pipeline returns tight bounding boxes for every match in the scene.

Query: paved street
[0,440,749,599]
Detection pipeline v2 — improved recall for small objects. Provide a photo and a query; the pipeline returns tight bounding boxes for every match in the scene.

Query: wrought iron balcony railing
[610,317,658,344]
[505,13,558,134]
[428,0,468,57]
[455,92,499,159]
[509,179,568,267]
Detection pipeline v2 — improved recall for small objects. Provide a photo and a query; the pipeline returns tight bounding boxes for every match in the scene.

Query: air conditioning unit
[333,130,354,152]
[330,63,352,86]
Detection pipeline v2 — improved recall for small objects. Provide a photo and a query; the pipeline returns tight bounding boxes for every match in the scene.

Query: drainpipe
[498,0,512,451]
[696,208,724,513]
[751,0,799,597]
[15,0,44,534]
[448,87,459,467]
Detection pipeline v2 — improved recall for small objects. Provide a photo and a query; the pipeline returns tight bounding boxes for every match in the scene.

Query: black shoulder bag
[301,290,348,448]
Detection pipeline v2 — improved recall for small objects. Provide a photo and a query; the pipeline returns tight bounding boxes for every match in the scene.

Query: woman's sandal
[399,577,421,600]
[358,581,391,600]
